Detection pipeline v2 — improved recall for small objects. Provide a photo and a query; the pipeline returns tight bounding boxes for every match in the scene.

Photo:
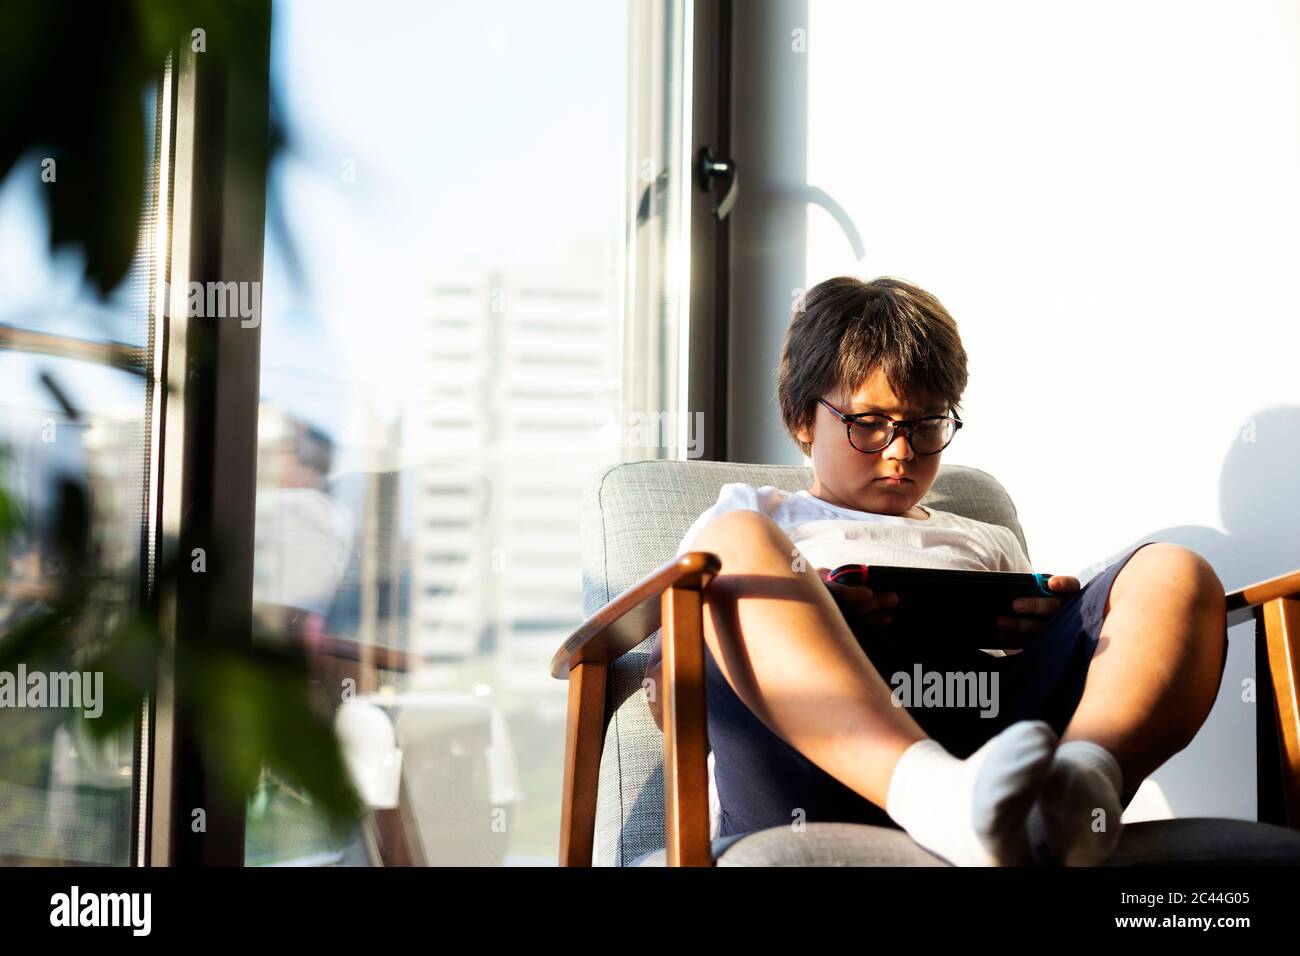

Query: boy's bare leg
[688,508,928,808]
[1028,542,1227,865]
[686,508,1061,865]
[1061,541,1227,784]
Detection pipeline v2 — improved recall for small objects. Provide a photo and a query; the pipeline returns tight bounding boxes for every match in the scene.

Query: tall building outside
[410,243,621,691]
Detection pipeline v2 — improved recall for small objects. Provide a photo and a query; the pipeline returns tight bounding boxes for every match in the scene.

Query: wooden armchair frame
[550,554,1300,867]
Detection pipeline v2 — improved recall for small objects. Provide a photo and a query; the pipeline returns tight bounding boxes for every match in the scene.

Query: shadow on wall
[1101,405,1300,823]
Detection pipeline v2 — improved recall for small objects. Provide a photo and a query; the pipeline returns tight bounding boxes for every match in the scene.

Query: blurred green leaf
[188,643,362,822]
[78,616,163,737]
[0,0,355,839]
[0,0,285,296]
[3,436,362,834]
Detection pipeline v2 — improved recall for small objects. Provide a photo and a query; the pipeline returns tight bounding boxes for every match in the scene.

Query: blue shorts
[704,541,1230,839]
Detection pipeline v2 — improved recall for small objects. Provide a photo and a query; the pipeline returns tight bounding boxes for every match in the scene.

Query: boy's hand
[995,575,1081,638]
[816,567,899,629]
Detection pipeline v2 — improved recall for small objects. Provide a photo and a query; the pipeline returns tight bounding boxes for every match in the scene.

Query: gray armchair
[550,459,1300,866]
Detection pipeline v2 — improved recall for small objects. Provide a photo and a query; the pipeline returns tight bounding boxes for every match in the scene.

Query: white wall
[735,0,1300,821]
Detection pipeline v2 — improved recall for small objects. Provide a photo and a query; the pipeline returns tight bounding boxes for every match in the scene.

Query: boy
[644,276,1229,866]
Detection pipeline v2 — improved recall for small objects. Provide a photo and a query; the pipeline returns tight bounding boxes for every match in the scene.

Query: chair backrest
[578,458,1030,865]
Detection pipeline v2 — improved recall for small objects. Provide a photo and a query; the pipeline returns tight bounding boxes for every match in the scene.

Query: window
[0,82,164,865]
[246,0,667,865]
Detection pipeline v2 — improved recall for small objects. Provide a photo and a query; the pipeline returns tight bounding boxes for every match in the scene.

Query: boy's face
[794,368,947,517]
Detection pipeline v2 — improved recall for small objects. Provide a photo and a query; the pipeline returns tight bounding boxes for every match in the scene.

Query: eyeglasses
[817,398,963,455]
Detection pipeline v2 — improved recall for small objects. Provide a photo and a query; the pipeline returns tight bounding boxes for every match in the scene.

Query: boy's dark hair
[777,276,969,457]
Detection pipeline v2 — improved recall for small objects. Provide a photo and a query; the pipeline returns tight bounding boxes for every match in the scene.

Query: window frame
[141,6,273,867]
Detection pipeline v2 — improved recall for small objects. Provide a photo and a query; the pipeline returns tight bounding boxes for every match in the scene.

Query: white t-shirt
[675,482,1032,574]
[671,482,1033,839]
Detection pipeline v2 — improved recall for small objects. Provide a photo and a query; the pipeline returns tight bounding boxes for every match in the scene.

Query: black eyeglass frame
[816,397,964,455]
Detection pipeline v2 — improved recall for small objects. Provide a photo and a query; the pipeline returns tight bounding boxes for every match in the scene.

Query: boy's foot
[1026,739,1125,866]
[886,720,1059,866]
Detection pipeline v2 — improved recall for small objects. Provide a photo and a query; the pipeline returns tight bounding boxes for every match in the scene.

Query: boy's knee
[1140,543,1225,611]
[691,509,791,565]
[1111,543,1221,616]
[1166,544,1224,605]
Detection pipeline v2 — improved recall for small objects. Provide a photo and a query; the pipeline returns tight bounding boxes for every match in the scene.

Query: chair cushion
[627,823,948,867]
[626,819,1300,867]
[1103,818,1300,866]
[582,459,1030,865]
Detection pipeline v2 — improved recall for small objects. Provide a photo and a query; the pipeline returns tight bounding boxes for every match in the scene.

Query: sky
[260,0,628,436]
[0,0,629,447]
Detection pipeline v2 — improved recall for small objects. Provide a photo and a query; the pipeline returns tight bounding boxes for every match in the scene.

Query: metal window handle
[697,146,739,221]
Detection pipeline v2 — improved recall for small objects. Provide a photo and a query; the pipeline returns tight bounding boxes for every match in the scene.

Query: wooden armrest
[552,551,721,867]
[549,551,721,679]
[1226,568,1300,617]
[1221,568,1300,829]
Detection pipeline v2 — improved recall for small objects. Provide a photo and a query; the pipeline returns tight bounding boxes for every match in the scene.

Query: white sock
[1026,740,1125,867]
[886,720,1059,866]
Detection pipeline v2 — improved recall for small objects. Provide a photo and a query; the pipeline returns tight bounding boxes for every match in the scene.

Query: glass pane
[0,90,160,865]
[248,0,655,866]
[623,0,695,461]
